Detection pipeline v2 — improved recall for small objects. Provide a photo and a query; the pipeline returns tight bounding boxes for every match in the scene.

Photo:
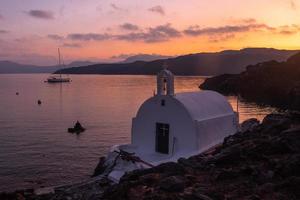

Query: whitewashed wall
[131,95,198,156]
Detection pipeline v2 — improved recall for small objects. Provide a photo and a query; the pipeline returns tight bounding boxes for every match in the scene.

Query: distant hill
[0,60,97,74]
[0,61,58,74]
[66,61,97,68]
[55,48,299,76]
[122,54,171,63]
[200,52,300,110]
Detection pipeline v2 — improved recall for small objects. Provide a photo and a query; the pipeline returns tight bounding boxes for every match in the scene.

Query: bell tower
[157,64,174,96]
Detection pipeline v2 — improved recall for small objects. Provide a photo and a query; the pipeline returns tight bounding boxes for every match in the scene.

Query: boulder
[261,114,292,135]
[241,118,260,132]
[159,176,185,192]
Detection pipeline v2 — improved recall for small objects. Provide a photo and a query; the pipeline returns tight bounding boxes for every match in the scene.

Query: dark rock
[159,176,185,192]
[139,173,160,185]
[120,169,148,183]
[275,176,300,198]
[277,155,300,177]
[193,192,214,200]
[209,144,243,165]
[199,74,239,95]
[256,182,274,194]
[252,138,291,156]
[154,162,186,175]
[288,111,300,121]
[244,194,261,200]
[178,157,203,169]
[241,118,260,132]
[262,114,291,130]
[280,127,300,152]
[120,162,185,183]
[92,156,107,177]
[213,168,239,181]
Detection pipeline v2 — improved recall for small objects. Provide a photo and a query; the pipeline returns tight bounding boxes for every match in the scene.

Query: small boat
[46,48,71,83]
[68,127,85,134]
[68,121,85,134]
[47,76,70,83]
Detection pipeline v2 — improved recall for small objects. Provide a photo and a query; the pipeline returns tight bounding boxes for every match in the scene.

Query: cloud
[96,5,102,12]
[111,54,134,59]
[277,24,300,35]
[48,21,300,45]
[48,34,64,40]
[148,5,165,16]
[116,23,181,43]
[27,10,54,20]
[279,30,295,35]
[0,14,4,20]
[63,43,82,48]
[110,3,127,12]
[66,24,180,43]
[233,18,257,24]
[120,23,139,31]
[59,6,65,16]
[67,33,111,41]
[14,35,43,43]
[290,0,297,10]
[183,21,300,39]
[183,23,273,36]
[0,30,9,34]
[110,3,120,10]
[209,34,235,43]
[242,18,257,24]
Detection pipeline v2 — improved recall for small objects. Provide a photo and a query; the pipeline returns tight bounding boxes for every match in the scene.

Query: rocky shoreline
[200,52,300,111]
[1,112,300,200]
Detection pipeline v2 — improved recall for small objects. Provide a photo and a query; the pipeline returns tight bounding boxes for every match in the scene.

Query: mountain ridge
[55,48,299,76]
[1,48,299,74]
[121,54,172,63]
[0,60,97,74]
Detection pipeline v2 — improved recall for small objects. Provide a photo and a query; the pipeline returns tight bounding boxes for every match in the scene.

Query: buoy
[37,100,42,105]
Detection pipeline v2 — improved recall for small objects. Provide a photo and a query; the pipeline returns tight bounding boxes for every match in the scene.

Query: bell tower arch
[157,65,174,96]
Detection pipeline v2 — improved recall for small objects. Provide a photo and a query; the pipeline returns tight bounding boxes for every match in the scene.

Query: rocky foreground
[200,52,300,111]
[1,113,300,200]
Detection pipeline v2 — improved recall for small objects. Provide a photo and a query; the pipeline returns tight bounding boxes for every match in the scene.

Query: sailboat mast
[58,48,61,78]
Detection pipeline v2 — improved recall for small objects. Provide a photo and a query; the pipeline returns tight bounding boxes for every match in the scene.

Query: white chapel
[131,67,239,160]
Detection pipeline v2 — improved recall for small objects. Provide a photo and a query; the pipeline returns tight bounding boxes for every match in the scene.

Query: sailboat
[46,48,71,83]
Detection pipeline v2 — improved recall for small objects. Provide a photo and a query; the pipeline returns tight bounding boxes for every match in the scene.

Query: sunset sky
[0,0,299,65]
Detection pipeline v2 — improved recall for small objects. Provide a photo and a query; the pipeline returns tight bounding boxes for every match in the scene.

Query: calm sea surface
[0,74,277,192]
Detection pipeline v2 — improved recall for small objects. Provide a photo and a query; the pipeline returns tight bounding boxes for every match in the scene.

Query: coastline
[199,53,300,111]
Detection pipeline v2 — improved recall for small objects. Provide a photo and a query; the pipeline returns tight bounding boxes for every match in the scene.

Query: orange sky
[0,0,299,65]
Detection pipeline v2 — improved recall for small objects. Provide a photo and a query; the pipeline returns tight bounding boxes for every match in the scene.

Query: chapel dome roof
[175,90,234,121]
